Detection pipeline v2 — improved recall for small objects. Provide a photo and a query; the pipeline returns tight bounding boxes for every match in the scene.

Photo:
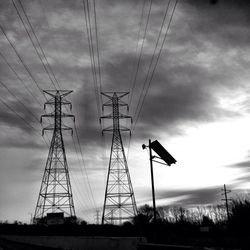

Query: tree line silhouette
[1,195,250,249]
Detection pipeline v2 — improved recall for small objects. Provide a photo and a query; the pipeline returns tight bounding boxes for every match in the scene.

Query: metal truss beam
[34,90,76,223]
[100,92,137,225]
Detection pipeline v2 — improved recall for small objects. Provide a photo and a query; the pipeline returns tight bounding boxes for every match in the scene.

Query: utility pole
[142,139,176,223]
[33,90,76,223]
[100,92,137,224]
[221,184,231,221]
[149,139,157,223]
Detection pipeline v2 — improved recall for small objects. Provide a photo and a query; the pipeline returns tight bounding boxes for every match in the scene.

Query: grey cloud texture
[138,186,222,207]
[1,0,249,143]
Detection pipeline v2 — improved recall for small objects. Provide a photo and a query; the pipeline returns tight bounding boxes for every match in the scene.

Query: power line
[17,0,61,90]
[0,51,43,107]
[85,0,104,126]
[133,0,171,128]
[82,0,104,125]
[82,2,105,168]
[69,168,93,221]
[71,134,96,212]
[93,0,102,95]
[11,0,58,90]
[125,0,151,160]
[82,0,106,194]
[82,0,101,118]
[0,96,47,145]
[0,98,37,131]
[0,79,38,123]
[90,0,106,186]
[73,122,97,210]
[0,79,52,144]
[128,0,147,106]
[0,24,46,99]
[125,0,147,158]
[129,0,152,107]
[127,0,173,161]
[0,51,53,144]
[86,0,101,98]
[0,23,53,133]
[2,0,99,220]
[132,0,178,132]
[14,0,71,118]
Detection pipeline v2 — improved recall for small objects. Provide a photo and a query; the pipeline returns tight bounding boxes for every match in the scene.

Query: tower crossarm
[42,112,74,117]
[100,113,131,120]
[119,126,131,133]
[118,114,132,121]
[44,100,72,110]
[43,90,73,97]
[42,126,54,135]
[61,126,74,135]
[61,113,75,121]
[102,102,128,108]
[40,113,75,122]
[101,126,131,134]
[40,113,54,122]
[100,113,113,120]
[101,126,113,134]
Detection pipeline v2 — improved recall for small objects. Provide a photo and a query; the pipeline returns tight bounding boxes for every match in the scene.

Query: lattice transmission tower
[34,90,76,223]
[100,92,137,224]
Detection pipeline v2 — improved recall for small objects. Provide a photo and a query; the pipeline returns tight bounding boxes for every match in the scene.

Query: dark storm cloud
[1,0,248,149]
[163,187,222,206]
[93,50,240,141]
[0,127,47,149]
[73,85,101,141]
[0,97,40,128]
[233,174,250,186]
[228,161,250,169]
[230,166,250,188]
[181,0,250,50]
[74,0,250,142]
[226,149,250,169]
[0,0,248,165]
[139,186,222,207]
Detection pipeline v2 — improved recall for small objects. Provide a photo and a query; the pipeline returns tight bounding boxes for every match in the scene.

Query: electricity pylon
[34,90,76,223]
[100,92,137,224]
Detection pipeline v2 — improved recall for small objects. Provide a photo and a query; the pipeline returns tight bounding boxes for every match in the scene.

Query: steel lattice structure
[100,92,137,224]
[34,90,76,223]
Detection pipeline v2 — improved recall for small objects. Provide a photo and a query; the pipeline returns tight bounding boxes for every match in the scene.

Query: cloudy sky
[0,0,250,223]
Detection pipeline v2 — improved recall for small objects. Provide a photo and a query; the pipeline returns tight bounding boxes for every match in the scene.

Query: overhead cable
[0,24,46,99]
[17,0,61,90]
[12,0,58,90]
[133,0,172,128]
[132,0,178,132]
[129,0,153,107]
[0,51,43,107]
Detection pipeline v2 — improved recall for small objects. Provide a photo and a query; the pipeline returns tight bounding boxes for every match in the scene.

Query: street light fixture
[142,139,176,222]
